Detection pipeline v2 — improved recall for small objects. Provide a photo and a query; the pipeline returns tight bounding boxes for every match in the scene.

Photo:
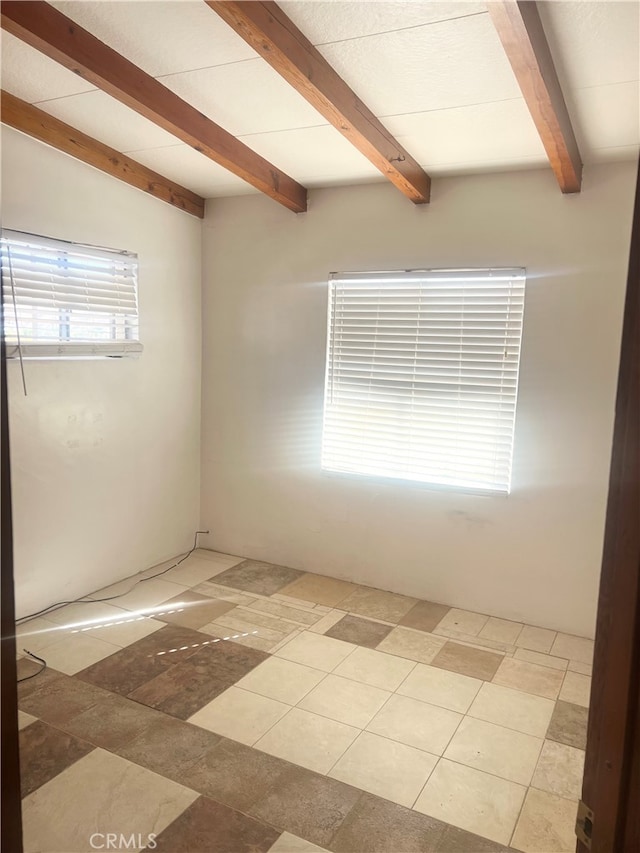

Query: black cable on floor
[17,650,47,683]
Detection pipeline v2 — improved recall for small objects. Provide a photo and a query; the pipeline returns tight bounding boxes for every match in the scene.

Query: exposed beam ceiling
[206,0,432,204]
[1,91,205,219]
[0,1,307,212]
[488,0,582,193]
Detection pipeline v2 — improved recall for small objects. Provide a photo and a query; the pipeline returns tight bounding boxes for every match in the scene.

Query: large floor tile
[85,614,165,648]
[366,693,462,755]
[182,738,291,811]
[492,657,564,700]
[31,632,121,676]
[62,692,162,750]
[116,714,221,781]
[515,625,556,654]
[338,587,418,623]
[249,765,362,848]
[214,560,305,596]
[22,748,198,853]
[414,759,526,846]
[155,590,236,630]
[510,787,578,852]
[15,618,65,655]
[398,664,482,713]
[153,794,280,853]
[248,598,325,628]
[331,792,446,853]
[44,602,127,628]
[333,645,416,691]
[298,674,390,728]
[188,687,289,745]
[278,574,358,607]
[513,648,568,671]
[19,720,94,797]
[531,739,585,800]
[330,730,437,807]
[269,832,329,852]
[467,682,555,737]
[435,609,488,637]
[377,626,445,664]
[478,617,523,645]
[255,707,359,774]
[18,672,109,726]
[559,671,591,707]
[237,656,326,705]
[325,614,393,648]
[550,633,594,665]
[437,825,512,852]
[546,700,588,750]
[399,600,451,634]
[106,578,190,611]
[159,554,243,586]
[444,716,543,785]
[431,641,502,680]
[274,631,355,672]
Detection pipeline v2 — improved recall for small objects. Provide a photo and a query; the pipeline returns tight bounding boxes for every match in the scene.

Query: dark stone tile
[62,693,163,749]
[400,601,452,633]
[325,614,393,649]
[547,700,588,750]
[128,642,268,718]
[180,738,292,811]
[250,766,361,848]
[19,720,94,797]
[431,642,503,681]
[17,660,64,701]
[116,715,220,781]
[76,625,208,696]
[330,792,446,852]
[156,591,236,630]
[214,560,305,596]
[19,672,110,726]
[152,795,279,853]
[437,825,512,852]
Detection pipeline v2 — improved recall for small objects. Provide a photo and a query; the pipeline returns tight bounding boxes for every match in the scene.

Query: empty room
[1,1,639,852]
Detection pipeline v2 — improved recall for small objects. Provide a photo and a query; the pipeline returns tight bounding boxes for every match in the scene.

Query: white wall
[200,162,637,638]
[2,128,202,619]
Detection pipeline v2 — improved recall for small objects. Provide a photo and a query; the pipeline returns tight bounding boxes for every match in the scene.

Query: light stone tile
[516,625,557,653]
[493,657,564,700]
[333,645,416,691]
[414,758,526,845]
[86,615,164,648]
[514,648,569,671]
[274,631,355,672]
[329,731,437,807]
[209,614,290,646]
[444,716,543,785]
[559,672,591,708]
[236,656,326,705]
[229,633,279,652]
[511,787,578,853]
[468,682,555,738]
[550,633,594,666]
[270,629,303,653]
[15,618,66,655]
[255,707,359,774]
[188,687,289,745]
[197,623,279,651]
[231,606,311,633]
[193,581,257,605]
[298,674,390,728]
[155,556,235,586]
[18,711,37,730]
[193,548,245,566]
[435,609,489,637]
[397,664,482,713]
[366,693,462,755]
[376,626,445,664]
[45,602,127,627]
[278,573,358,607]
[569,660,593,676]
[531,740,585,800]
[307,610,348,635]
[431,626,513,654]
[247,599,323,627]
[22,748,197,853]
[272,594,322,611]
[478,617,523,645]
[268,833,328,853]
[313,605,333,614]
[110,578,191,611]
[32,633,120,675]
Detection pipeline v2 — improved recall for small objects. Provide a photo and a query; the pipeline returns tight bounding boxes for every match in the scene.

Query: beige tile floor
[15,548,593,853]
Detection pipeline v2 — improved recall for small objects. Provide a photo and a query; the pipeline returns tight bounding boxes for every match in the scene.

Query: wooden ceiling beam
[1,1,307,212]
[206,0,431,204]
[1,91,206,218]
[487,0,582,193]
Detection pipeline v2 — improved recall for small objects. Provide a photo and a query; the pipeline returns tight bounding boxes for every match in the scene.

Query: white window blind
[322,269,526,494]
[1,229,142,358]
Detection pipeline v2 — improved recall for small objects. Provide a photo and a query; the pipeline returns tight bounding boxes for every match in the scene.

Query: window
[322,268,526,494]
[1,229,142,358]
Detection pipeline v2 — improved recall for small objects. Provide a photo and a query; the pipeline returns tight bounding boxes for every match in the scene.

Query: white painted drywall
[200,162,637,638]
[2,128,202,619]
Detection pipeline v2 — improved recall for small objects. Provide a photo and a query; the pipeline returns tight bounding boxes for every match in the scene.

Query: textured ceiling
[1,0,638,199]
